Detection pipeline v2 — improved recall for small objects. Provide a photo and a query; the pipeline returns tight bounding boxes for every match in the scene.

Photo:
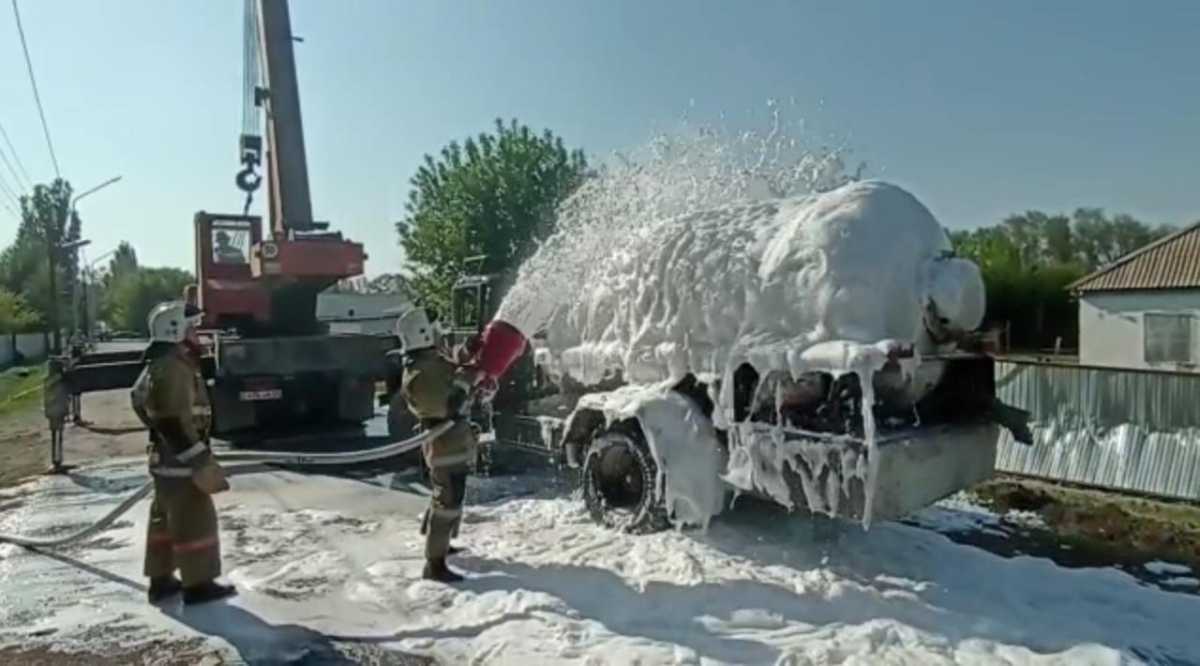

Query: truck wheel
[582,425,669,534]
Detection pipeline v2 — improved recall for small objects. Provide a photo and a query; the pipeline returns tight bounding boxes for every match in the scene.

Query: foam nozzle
[475,319,528,381]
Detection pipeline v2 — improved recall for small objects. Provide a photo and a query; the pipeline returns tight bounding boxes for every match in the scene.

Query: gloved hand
[473,376,498,405]
[192,458,230,495]
[447,382,470,417]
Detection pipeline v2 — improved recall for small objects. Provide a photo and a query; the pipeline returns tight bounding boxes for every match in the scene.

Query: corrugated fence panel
[995,360,1200,501]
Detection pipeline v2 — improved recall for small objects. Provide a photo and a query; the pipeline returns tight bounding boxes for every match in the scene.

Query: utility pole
[47,175,120,353]
[47,237,89,354]
[79,248,116,339]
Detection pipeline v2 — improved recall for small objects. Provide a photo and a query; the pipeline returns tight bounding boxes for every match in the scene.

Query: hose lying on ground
[214,420,451,466]
[0,422,452,550]
[0,481,155,549]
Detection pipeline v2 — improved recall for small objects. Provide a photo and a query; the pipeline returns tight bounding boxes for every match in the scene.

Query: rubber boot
[422,558,464,583]
[182,581,238,606]
[148,576,183,603]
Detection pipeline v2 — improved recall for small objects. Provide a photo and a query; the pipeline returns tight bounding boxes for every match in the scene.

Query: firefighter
[396,306,479,583]
[131,301,236,605]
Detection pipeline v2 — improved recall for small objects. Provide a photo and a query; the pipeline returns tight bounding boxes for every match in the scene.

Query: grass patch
[972,476,1200,572]
[0,364,46,417]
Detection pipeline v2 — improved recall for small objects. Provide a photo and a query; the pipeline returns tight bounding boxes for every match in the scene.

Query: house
[315,292,412,336]
[1069,221,1200,371]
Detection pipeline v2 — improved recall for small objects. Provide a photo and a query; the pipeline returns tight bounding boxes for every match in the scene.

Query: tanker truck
[441,180,1032,532]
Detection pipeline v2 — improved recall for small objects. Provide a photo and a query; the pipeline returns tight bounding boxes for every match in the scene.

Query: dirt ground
[0,387,150,488]
[969,476,1200,574]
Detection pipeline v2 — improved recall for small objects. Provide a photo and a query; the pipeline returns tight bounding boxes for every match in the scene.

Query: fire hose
[0,422,452,550]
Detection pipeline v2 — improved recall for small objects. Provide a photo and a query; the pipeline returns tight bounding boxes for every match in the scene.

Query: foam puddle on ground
[2,460,1199,664]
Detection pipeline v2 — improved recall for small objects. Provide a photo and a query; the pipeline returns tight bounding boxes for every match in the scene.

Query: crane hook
[236,166,262,193]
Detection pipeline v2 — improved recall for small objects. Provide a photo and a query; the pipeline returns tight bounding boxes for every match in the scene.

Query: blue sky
[1,0,1197,276]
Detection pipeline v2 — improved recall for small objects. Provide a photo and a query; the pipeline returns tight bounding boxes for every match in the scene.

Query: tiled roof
[1068,221,1200,292]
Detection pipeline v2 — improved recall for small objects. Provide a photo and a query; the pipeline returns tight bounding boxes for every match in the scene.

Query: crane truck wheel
[582,423,669,534]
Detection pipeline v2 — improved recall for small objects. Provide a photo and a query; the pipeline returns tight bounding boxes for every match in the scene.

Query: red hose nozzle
[475,319,528,381]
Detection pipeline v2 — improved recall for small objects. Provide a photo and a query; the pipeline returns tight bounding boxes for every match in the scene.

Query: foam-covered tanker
[471,180,1030,532]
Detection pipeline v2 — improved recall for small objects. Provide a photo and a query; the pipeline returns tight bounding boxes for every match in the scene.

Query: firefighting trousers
[143,477,222,587]
[424,466,468,561]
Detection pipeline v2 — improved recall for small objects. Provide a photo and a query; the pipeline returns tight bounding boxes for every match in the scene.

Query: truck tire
[582,424,669,534]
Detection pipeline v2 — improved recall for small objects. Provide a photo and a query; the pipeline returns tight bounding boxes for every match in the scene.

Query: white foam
[536,182,975,389]
[1145,560,1193,576]
[577,382,726,529]
[5,465,1200,664]
[507,178,981,528]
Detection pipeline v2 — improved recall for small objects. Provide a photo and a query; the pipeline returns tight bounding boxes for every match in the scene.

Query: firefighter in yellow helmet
[131,301,236,605]
[396,306,479,583]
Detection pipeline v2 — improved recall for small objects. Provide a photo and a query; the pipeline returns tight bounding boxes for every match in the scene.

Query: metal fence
[994,359,1200,501]
[0,332,49,369]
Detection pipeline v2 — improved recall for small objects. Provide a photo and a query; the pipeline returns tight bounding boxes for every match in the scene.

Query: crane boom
[257,0,316,233]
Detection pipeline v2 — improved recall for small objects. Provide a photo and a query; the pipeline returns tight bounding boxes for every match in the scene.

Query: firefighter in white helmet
[130,301,235,605]
[396,306,479,583]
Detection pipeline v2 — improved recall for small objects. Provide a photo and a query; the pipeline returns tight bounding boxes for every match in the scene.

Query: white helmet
[394,306,436,353]
[147,301,203,343]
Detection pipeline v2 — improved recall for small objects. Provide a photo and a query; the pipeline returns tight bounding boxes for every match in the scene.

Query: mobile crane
[192,0,397,440]
[48,0,402,453]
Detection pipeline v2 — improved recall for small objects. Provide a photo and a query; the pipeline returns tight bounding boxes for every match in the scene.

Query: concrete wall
[0,332,49,368]
[1079,290,1200,372]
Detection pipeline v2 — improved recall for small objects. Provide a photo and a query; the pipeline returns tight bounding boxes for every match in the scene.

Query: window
[211,222,251,265]
[1143,313,1195,364]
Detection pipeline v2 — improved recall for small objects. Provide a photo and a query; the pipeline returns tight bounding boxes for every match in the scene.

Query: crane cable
[0,422,452,549]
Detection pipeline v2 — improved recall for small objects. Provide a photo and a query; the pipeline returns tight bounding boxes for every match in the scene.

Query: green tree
[1071,208,1173,269]
[100,267,194,334]
[0,179,82,335]
[397,118,588,315]
[951,206,1176,351]
[104,241,139,288]
[0,288,40,333]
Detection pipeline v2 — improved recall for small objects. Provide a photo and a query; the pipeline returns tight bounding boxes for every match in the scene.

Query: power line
[11,0,61,180]
[0,119,34,190]
[0,142,30,195]
[0,166,21,210]
[0,167,17,197]
[0,192,17,218]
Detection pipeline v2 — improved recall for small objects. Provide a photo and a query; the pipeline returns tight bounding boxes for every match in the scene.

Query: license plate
[239,389,282,401]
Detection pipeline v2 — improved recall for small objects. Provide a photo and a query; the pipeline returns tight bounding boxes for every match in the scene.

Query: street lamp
[77,247,117,340]
[46,175,121,354]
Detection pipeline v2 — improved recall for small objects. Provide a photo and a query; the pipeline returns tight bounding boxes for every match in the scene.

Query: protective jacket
[401,349,477,472]
[131,344,214,477]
